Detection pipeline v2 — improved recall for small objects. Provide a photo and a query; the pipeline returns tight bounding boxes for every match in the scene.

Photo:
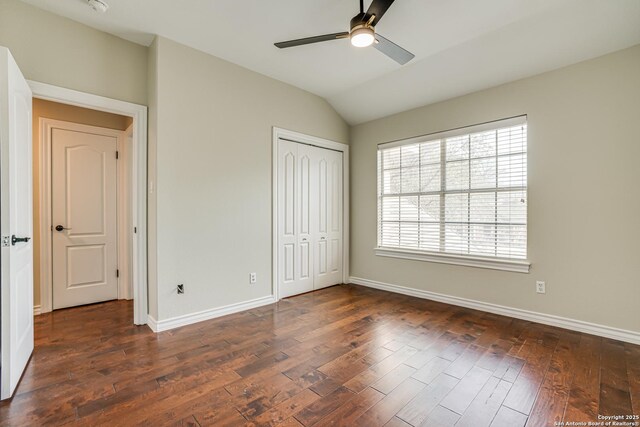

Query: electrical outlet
[249,273,257,284]
[536,281,546,294]
[177,284,184,294]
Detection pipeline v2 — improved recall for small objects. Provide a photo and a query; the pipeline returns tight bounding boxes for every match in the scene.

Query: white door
[51,127,118,309]
[0,47,34,399]
[278,139,343,298]
[312,147,343,289]
[278,140,313,298]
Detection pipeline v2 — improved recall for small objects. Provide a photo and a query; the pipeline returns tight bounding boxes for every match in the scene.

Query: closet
[277,139,343,298]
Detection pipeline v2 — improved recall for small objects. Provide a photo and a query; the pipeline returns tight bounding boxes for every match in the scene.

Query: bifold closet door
[278,139,343,298]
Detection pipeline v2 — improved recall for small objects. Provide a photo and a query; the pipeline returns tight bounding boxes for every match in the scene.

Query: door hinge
[116,269,120,278]
[116,151,119,160]
[134,226,137,234]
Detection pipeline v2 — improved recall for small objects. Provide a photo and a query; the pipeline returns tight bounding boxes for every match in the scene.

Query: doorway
[29,81,148,325]
[272,128,350,300]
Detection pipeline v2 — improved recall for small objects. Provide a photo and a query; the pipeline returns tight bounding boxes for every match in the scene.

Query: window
[376,116,529,272]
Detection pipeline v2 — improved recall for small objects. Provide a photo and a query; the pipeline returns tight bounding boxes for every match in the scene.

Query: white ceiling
[20,0,640,124]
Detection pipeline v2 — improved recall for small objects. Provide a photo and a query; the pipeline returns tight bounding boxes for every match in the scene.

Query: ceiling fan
[274,0,415,65]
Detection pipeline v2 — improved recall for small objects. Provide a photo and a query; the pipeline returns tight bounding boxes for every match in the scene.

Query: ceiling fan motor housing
[351,13,374,31]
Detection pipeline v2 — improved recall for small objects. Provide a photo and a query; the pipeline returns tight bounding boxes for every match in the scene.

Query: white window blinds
[377,116,527,261]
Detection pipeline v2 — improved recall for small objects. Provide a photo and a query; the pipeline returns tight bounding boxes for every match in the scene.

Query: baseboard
[349,276,640,345]
[33,305,41,316]
[146,295,277,333]
[146,314,159,332]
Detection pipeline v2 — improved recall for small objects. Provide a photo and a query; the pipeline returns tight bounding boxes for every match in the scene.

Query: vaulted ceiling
[20,0,640,124]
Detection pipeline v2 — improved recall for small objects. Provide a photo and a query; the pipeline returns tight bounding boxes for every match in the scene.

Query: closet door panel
[297,147,313,286]
[329,155,342,275]
[317,240,327,275]
[318,158,328,234]
[330,238,340,274]
[284,244,295,282]
[278,140,313,298]
[278,141,297,297]
[283,152,295,236]
[317,156,329,279]
[313,147,343,289]
[299,242,310,279]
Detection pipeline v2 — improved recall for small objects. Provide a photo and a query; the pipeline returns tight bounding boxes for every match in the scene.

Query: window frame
[375,116,530,273]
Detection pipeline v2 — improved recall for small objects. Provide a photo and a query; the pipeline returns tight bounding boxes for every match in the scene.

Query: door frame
[271,127,349,301]
[29,81,148,325]
[40,118,129,310]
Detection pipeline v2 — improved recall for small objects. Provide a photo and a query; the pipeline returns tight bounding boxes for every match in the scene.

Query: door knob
[55,225,72,232]
[11,235,31,246]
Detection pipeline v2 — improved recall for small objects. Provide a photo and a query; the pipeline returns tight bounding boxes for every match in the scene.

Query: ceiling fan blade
[275,32,349,49]
[366,0,395,26]
[373,34,415,65]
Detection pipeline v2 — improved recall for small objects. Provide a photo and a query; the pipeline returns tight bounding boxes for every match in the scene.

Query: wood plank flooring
[1,284,638,426]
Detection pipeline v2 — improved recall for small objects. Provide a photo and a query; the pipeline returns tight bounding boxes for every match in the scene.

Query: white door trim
[272,127,349,301]
[40,119,127,310]
[120,124,134,300]
[29,81,148,325]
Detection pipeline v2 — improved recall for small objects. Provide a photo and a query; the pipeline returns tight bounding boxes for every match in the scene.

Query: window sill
[374,247,531,273]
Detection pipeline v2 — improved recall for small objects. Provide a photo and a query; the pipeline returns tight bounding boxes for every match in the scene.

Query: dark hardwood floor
[1,284,638,426]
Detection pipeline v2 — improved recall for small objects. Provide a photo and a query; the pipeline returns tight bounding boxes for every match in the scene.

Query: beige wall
[350,45,640,333]
[31,99,131,307]
[150,37,349,321]
[0,0,147,105]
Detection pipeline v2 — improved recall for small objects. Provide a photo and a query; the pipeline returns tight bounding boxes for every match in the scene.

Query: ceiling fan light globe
[350,27,375,47]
